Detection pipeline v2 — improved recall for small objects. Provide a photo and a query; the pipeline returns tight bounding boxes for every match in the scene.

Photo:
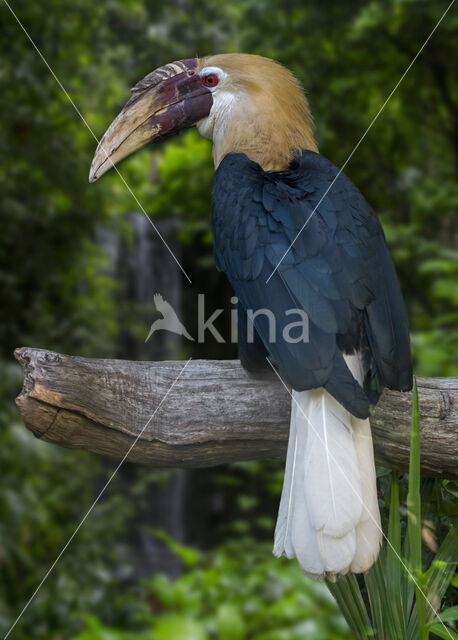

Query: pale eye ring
[202,73,219,88]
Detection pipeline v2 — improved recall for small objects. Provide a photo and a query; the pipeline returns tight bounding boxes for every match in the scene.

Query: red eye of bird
[202,73,219,88]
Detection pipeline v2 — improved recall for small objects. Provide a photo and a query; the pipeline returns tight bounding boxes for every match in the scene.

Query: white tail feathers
[273,387,382,580]
[350,415,383,573]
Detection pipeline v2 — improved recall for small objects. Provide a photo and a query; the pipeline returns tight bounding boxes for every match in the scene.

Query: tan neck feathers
[202,54,318,171]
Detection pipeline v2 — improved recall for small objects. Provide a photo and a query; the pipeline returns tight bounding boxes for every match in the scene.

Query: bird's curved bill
[89,58,211,182]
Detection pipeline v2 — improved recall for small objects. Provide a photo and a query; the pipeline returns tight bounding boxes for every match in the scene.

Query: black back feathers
[212,151,412,418]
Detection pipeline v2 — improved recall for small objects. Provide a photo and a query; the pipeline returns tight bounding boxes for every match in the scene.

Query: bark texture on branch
[14,347,458,479]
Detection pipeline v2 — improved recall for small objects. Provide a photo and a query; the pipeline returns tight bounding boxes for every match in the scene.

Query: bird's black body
[212,151,412,419]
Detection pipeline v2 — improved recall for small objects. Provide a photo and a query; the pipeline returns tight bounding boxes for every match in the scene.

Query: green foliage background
[0,0,456,638]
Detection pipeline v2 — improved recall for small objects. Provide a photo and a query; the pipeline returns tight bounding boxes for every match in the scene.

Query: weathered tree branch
[14,347,458,479]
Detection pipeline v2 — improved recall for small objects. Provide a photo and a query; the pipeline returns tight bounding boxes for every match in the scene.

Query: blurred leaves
[0,0,456,637]
[70,539,351,639]
[0,0,456,368]
[149,529,202,568]
[140,540,351,640]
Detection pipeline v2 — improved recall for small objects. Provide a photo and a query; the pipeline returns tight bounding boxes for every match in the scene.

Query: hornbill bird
[90,54,412,580]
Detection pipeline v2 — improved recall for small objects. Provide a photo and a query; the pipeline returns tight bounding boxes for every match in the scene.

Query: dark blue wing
[212,151,412,418]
